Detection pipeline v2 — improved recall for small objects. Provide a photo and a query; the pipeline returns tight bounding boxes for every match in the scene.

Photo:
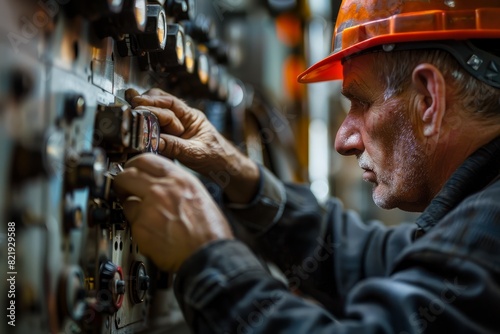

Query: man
[114,0,500,332]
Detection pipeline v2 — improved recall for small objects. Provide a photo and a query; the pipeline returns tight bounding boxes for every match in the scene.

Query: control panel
[0,1,253,333]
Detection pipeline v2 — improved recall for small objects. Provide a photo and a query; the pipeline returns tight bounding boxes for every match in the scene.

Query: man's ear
[411,64,446,137]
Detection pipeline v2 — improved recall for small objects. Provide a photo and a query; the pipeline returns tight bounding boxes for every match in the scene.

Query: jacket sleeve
[223,166,416,312]
[173,238,499,334]
[172,167,500,333]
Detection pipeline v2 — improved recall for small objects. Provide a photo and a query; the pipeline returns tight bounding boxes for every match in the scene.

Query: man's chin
[372,188,397,210]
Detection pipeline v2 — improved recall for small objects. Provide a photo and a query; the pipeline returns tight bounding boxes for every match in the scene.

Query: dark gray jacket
[174,137,500,334]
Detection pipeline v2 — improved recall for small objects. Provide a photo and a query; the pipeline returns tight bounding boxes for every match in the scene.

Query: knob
[89,205,110,227]
[134,4,168,53]
[64,94,86,122]
[130,262,150,303]
[64,194,84,232]
[98,261,125,314]
[68,0,124,21]
[94,0,147,39]
[165,0,193,21]
[11,130,66,183]
[171,48,212,98]
[10,68,33,101]
[149,23,186,73]
[58,266,87,322]
[206,39,231,65]
[65,148,107,194]
[180,14,216,44]
[94,105,132,151]
[208,58,220,95]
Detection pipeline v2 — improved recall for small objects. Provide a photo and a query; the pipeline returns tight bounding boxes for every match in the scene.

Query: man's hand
[113,153,234,272]
[125,88,260,204]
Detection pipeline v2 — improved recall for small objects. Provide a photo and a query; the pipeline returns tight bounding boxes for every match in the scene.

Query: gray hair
[374,49,500,119]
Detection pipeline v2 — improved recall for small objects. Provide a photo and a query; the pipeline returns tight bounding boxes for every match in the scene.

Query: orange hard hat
[298,0,500,84]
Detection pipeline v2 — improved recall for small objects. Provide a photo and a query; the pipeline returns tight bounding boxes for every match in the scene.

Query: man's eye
[351,98,369,109]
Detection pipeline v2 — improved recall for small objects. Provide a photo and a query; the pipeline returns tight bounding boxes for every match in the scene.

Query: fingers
[125,88,141,104]
[131,94,189,120]
[115,154,190,197]
[124,153,176,177]
[122,196,141,223]
[134,105,185,136]
[113,165,158,200]
[158,133,191,160]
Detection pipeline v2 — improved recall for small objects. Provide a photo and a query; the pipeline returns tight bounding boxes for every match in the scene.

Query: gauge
[184,35,195,74]
[157,9,167,49]
[197,52,209,85]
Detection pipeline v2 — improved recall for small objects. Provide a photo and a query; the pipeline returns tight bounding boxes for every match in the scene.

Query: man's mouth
[359,164,376,183]
[362,169,377,183]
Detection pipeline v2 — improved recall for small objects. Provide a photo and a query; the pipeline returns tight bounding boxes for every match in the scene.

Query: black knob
[165,0,191,21]
[57,266,87,322]
[94,0,147,39]
[150,23,186,73]
[206,39,231,65]
[65,94,86,122]
[130,262,150,303]
[65,148,107,194]
[64,195,84,232]
[89,205,110,227]
[10,68,33,101]
[134,5,168,53]
[67,0,124,21]
[180,14,216,44]
[94,105,132,151]
[98,260,124,313]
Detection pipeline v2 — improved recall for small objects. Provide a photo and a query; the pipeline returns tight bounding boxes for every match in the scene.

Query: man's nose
[335,117,364,156]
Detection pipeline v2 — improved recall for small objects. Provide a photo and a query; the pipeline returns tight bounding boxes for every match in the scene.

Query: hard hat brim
[297,53,344,84]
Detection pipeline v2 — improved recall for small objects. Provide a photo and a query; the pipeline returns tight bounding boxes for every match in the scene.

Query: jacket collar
[415,136,500,237]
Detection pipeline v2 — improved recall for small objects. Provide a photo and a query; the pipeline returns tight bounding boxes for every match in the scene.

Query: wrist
[206,147,260,204]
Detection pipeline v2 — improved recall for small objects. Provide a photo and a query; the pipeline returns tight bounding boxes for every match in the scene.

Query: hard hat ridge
[298,0,500,84]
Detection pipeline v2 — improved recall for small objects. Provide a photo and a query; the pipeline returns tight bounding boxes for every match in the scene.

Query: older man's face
[335,54,433,212]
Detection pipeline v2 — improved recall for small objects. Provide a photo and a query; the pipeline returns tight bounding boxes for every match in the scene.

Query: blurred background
[196,0,418,225]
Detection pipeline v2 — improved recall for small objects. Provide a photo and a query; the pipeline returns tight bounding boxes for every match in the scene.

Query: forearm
[223,166,416,309]
[204,141,260,204]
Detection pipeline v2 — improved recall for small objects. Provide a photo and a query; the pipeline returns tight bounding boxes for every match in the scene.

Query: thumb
[122,196,142,224]
[159,133,191,160]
